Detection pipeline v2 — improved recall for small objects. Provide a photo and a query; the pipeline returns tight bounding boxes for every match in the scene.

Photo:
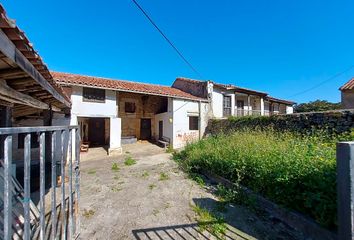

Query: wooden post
[337,142,354,240]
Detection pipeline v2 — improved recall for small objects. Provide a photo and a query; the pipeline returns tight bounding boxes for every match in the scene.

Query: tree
[294,100,341,113]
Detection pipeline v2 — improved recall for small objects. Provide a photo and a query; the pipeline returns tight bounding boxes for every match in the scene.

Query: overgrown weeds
[174,128,353,229]
[192,204,226,238]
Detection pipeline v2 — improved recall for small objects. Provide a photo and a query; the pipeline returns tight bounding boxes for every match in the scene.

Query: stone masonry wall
[205,110,354,136]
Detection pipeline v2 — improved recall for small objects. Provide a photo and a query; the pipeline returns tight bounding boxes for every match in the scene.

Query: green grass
[111,163,120,171]
[149,184,157,190]
[111,186,123,192]
[192,204,226,238]
[159,172,170,181]
[141,171,149,178]
[190,173,205,187]
[87,169,96,175]
[82,209,95,218]
[165,145,175,153]
[174,128,353,229]
[124,156,137,166]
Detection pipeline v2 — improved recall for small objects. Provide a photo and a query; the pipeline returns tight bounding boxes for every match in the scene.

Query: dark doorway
[158,121,163,140]
[88,118,105,146]
[140,118,152,140]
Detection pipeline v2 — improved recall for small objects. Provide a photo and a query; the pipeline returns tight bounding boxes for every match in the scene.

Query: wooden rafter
[0,29,70,107]
[0,79,48,109]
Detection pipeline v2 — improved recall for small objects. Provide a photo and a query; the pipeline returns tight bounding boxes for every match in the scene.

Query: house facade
[173,77,295,119]
[52,72,210,154]
[340,78,354,109]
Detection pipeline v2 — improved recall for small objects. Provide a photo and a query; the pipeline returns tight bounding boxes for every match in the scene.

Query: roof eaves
[55,80,208,102]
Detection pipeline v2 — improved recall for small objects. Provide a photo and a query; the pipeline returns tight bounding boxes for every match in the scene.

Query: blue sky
[2,0,354,103]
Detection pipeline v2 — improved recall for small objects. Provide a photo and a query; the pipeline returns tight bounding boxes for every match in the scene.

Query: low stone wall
[205,110,354,136]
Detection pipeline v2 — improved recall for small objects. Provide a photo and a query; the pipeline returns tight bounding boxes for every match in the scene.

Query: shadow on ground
[132,222,252,240]
[132,197,304,240]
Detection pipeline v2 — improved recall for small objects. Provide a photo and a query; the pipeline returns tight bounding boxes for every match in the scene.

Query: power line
[131,0,202,78]
[288,65,354,98]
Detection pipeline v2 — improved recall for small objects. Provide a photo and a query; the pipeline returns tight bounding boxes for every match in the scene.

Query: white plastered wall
[172,99,209,149]
[211,86,235,118]
[154,98,173,142]
[70,86,122,155]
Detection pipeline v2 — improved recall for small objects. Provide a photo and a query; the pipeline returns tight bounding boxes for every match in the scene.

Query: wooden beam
[2,28,23,41]
[0,80,49,109]
[0,29,70,107]
[0,99,13,107]
[0,68,24,77]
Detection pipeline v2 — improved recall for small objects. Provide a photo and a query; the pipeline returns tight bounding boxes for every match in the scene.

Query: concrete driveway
[79,143,304,240]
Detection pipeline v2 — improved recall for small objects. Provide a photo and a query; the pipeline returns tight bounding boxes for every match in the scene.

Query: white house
[172,77,295,118]
[52,72,210,154]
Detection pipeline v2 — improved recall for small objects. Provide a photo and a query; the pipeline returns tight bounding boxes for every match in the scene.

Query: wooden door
[88,118,105,146]
[140,119,152,140]
[158,121,163,140]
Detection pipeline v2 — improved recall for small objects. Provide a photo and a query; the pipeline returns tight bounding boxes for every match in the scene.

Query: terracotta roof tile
[52,72,207,101]
[340,77,354,91]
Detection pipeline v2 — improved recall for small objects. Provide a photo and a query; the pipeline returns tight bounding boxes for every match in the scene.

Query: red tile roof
[266,96,295,105]
[340,77,354,91]
[52,72,208,101]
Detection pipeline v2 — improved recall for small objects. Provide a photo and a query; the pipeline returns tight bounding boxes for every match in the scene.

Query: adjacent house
[340,77,354,109]
[52,72,210,153]
[172,77,295,118]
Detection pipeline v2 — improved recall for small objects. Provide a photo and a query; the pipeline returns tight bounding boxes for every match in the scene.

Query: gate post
[337,141,354,240]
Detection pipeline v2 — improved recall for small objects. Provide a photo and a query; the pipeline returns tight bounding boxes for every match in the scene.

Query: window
[189,116,199,130]
[125,102,136,113]
[18,133,39,149]
[82,87,105,102]
[223,95,231,117]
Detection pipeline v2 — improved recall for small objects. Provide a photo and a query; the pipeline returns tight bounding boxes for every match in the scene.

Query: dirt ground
[79,142,305,240]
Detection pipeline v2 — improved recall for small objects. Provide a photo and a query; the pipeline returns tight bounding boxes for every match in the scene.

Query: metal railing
[233,109,286,117]
[234,109,262,117]
[0,126,80,240]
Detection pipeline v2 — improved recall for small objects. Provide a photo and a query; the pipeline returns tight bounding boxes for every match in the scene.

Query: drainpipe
[198,100,202,140]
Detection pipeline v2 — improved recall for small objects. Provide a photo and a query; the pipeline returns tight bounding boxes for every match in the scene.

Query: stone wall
[172,78,208,98]
[118,92,168,139]
[205,110,354,136]
[341,89,354,109]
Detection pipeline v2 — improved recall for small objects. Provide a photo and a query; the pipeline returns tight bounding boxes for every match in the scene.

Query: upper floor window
[83,87,105,103]
[125,102,136,113]
[223,95,231,117]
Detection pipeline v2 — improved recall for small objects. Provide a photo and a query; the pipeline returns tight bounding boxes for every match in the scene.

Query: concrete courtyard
[79,143,304,240]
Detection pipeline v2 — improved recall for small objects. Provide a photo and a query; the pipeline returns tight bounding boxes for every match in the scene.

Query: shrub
[174,128,351,229]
